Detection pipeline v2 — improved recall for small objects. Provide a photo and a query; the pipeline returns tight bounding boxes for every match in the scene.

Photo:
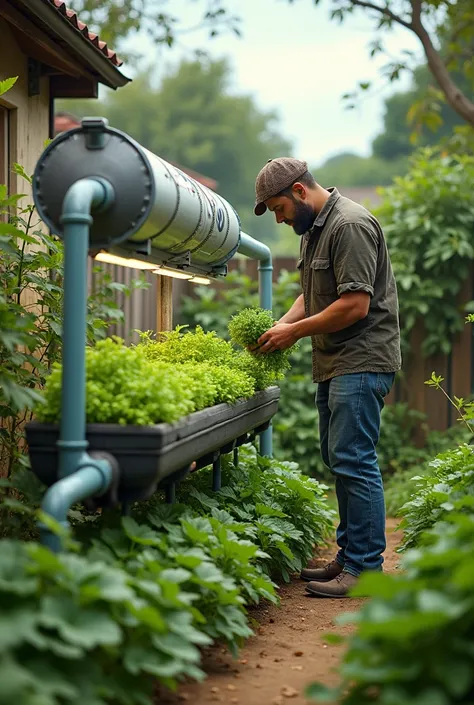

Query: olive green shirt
[298,188,401,383]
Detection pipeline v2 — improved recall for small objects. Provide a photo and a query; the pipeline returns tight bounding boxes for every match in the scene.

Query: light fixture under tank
[93,250,210,283]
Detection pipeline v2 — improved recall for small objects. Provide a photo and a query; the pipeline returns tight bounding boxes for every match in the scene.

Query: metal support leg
[233,447,239,468]
[259,424,272,458]
[165,484,176,504]
[212,456,222,491]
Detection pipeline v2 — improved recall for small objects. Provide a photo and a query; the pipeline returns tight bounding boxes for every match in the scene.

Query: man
[253,158,401,597]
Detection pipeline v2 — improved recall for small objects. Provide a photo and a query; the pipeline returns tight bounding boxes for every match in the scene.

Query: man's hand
[255,323,298,353]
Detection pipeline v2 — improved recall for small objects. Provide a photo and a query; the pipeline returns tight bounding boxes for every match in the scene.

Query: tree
[305,0,474,129]
[313,151,408,187]
[70,0,473,131]
[372,65,469,159]
[68,0,240,58]
[59,59,292,245]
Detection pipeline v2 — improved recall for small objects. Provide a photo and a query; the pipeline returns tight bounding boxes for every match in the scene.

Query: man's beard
[291,200,316,236]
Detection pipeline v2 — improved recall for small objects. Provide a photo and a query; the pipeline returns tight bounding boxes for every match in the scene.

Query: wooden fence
[91,257,474,433]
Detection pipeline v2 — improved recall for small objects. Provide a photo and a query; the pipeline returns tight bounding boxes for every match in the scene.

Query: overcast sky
[122,0,422,167]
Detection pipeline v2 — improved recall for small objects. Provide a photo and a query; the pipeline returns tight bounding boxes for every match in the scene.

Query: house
[0,0,129,193]
[339,186,382,209]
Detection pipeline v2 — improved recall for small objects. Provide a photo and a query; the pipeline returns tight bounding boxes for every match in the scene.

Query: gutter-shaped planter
[26,386,280,504]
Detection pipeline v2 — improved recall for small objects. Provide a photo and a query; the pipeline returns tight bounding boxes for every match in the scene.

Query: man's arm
[257,292,369,352]
[293,292,369,338]
[278,294,306,324]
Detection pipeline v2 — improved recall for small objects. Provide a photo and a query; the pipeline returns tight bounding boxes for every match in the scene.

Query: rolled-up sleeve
[331,221,379,297]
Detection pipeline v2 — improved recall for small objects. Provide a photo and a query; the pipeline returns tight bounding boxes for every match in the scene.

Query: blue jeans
[316,372,394,576]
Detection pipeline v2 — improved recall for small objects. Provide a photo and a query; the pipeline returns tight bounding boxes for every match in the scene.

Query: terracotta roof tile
[49,0,123,66]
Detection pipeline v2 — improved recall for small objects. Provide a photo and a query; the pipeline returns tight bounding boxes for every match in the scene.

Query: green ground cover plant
[384,422,471,516]
[1,446,334,705]
[397,443,474,551]
[307,510,474,705]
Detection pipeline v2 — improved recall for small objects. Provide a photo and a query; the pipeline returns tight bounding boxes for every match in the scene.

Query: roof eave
[16,0,130,89]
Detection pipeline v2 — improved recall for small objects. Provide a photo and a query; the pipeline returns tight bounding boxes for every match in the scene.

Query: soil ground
[155,518,401,705]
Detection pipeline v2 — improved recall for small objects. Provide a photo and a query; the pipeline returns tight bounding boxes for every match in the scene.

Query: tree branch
[347,0,413,30]
[410,8,474,125]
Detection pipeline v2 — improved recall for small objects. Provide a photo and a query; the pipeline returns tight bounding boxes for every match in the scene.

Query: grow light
[94,252,157,270]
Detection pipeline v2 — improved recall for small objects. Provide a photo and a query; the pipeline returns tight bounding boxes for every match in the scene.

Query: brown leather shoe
[305,570,358,597]
[300,559,344,583]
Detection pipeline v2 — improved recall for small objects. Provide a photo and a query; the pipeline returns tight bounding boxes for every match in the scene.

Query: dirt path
[156,518,401,705]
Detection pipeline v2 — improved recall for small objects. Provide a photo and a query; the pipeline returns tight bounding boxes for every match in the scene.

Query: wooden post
[156,275,173,333]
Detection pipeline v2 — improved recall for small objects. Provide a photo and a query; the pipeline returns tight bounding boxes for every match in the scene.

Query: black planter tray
[26,386,280,502]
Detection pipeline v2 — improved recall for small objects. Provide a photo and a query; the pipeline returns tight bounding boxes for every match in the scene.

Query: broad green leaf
[0,76,18,95]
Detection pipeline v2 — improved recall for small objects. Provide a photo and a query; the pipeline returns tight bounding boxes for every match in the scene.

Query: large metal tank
[33,118,241,270]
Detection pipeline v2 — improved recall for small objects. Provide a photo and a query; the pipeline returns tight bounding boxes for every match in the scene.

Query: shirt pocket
[310,258,337,296]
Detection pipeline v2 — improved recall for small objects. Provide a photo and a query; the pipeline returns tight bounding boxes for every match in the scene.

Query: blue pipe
[40,177,116,551]
[57,178,115,478]
[39,459,113,552]
[237,232,273,457]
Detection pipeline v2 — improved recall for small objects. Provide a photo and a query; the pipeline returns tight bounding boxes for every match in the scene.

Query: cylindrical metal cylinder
[133,149,241,266]
[32,118,241,270]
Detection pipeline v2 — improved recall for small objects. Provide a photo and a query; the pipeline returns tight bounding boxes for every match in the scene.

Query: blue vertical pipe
[237,232,273,457]
[57,178,114,478]
[39,177,116,551]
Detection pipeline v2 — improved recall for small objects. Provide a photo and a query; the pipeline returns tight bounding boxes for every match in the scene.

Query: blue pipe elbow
[39,457,113,552]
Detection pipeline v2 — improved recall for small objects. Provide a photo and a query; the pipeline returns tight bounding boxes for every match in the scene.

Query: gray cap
[254,157,308,216]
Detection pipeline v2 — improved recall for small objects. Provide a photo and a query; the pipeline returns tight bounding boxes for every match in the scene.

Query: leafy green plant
[384,422,471,516]
[174,445,335,582]
[138,326,235,367]
[0,529,208,705]
[137,326,256,404]
[397,443,474,551]
[37,338,197,425]
[307,510,474,705]
[426,371,474,433]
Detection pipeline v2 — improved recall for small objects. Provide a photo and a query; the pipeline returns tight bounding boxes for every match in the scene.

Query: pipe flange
[33,123,155,248]
[82,451,121,511]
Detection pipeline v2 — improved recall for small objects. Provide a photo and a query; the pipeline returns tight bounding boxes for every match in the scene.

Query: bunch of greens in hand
[228,308,297,390]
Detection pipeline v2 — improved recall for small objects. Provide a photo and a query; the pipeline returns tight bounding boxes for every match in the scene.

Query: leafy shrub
[307,510,474,705]
[179,362,255,406]
[375,148,474,356]
[228,307,296,388]
[37,328,270,425]
[0,534,208,705]
[384,423,471,515]
[228,307,275,347]
[397,443,474,551]
[138,327,256,405]
[91,510,276,656]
